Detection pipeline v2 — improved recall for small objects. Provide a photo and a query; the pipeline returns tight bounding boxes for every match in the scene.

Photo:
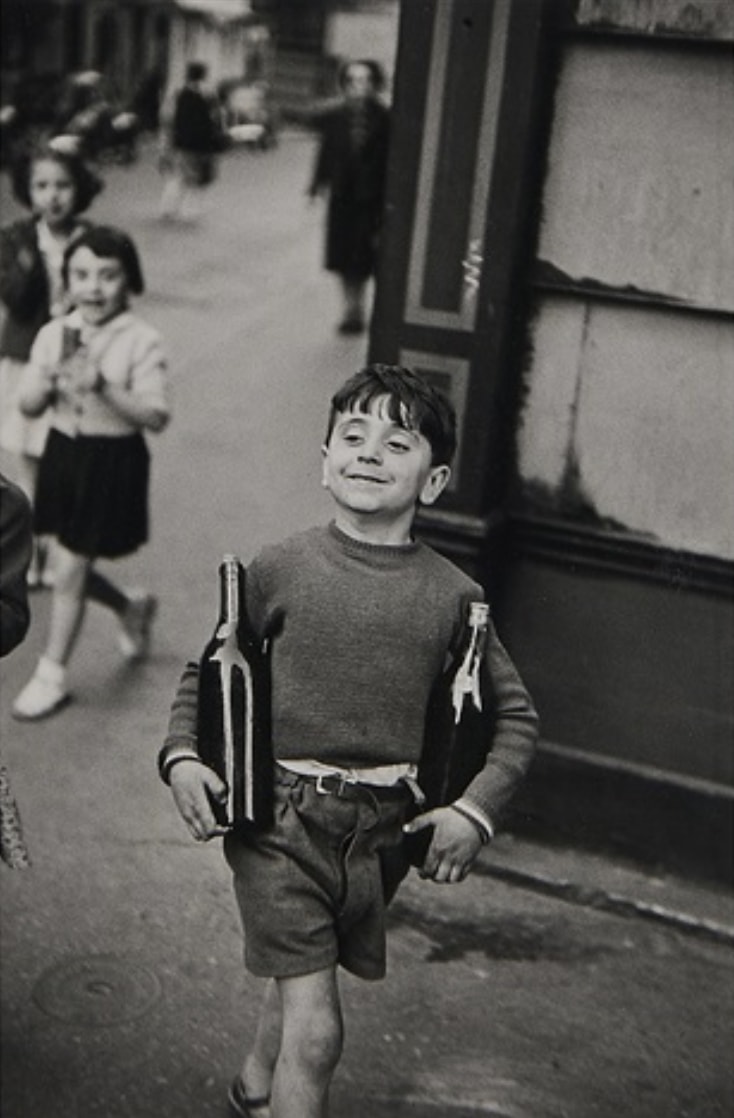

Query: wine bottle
[196,555,273,830]
[406,601,496,866]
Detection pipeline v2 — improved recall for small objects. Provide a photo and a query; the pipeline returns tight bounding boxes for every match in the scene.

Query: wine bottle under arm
[195,555,273,831]
[405,600,496,866]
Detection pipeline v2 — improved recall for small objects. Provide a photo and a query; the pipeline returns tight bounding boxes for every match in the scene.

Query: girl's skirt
[0,356,51,458]
[34,428,150,559]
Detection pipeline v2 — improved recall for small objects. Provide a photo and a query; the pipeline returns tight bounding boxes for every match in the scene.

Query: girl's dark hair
[62,225,145,295]
[338,59,386,94]
[326,365,457,467]
[11,140,103,214]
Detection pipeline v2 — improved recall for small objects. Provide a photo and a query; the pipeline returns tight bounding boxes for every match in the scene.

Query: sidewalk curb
[476,862,734,949]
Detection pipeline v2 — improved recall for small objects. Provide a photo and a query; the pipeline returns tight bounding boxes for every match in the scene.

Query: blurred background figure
[0,472,33,869]
[158,61,227,222]
[307,59,390,335]
[52,71,140,165]
[0,140,103,588]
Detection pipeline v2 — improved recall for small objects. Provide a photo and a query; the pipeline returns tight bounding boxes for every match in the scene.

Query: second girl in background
[0,141,103,586]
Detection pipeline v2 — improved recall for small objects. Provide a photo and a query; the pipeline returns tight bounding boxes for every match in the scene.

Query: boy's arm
[460,621,539,824]
[158,661,228,841]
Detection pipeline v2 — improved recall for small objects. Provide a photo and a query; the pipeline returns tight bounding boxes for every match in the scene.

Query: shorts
[223,766,412,981]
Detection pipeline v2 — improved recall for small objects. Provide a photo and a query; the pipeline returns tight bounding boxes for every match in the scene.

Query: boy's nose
[357,442,382,463]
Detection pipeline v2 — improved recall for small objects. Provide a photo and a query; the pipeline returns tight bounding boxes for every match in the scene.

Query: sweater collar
[327,520,420,561]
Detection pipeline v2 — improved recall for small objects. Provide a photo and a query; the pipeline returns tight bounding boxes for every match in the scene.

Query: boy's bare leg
[270,966,343,1118]
[238,978,281,1108]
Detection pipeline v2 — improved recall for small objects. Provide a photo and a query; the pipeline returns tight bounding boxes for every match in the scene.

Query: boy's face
[322,397,451,538]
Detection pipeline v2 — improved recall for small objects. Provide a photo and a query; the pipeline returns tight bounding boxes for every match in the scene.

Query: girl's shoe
[12,658,71,722]
[227,1077,270,1118]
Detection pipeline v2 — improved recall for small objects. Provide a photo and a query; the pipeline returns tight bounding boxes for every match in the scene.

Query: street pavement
[1,134,733,1118]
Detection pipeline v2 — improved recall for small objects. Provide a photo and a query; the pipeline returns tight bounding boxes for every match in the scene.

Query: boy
[159,365,538,1118]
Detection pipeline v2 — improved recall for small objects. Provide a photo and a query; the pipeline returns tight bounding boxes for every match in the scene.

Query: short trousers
[223,766,412,981]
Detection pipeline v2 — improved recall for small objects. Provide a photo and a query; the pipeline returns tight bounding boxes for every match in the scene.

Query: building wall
[370,0,733,874]
[498,1,734,868]
[518,37,734,560]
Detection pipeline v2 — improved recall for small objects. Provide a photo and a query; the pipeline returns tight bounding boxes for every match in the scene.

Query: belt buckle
[315,773,348,796]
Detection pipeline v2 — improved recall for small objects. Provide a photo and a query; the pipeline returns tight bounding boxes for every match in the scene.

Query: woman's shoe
[12,658,71,722]
[337,313,365,335]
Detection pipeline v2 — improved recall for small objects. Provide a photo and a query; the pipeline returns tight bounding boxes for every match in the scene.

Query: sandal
[227,1077,270,1118]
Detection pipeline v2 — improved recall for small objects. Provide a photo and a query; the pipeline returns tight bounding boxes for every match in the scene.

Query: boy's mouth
[346,472,386,484]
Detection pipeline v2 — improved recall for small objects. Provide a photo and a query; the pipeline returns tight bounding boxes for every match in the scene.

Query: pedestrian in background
[308,60,390,335]
[159,61,227,222]
[0,472,33,868]
[159,365,538,1118]
[11,226,171,722]
[0,140,103,587]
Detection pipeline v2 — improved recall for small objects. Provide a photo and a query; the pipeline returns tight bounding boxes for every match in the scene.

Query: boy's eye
[386,439,411,453]
[342,431,363,443]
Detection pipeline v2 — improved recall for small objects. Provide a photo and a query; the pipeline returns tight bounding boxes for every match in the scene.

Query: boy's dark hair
[338,59,386,95]
[326,365,457,467]
[62,225,145,295]
[186,61,208,83]
[11,140,104,214]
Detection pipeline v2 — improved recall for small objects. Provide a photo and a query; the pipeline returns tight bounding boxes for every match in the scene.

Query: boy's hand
[169,760,228,842]
[404,806,483,883]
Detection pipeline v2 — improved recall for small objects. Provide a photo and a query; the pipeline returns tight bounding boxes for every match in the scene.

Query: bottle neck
[219,557,243,629]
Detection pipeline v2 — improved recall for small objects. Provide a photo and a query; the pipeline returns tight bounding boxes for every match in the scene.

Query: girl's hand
[403,806,483,883]
[57,347,98,394]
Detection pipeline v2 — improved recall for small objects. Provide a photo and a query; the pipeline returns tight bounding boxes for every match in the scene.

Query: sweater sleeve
[157,660,202,782]
[459,621,539,825]
[128,327,171,423]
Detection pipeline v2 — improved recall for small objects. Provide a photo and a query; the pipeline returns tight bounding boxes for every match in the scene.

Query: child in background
[0,140,103,586]
[159,365,538,1118]
[12,226,171,722]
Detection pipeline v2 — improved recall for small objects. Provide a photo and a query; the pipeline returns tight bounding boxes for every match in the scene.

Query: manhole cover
[33,955,161,1025]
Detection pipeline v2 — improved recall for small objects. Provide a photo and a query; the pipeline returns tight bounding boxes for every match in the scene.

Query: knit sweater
[162,523,539,822]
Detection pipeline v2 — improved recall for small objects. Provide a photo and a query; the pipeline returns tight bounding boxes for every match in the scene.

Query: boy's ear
[320,444,330,488]
[419,464,451,506]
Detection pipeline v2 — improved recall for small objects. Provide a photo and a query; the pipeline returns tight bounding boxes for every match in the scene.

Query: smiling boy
[159,365,538,1118]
